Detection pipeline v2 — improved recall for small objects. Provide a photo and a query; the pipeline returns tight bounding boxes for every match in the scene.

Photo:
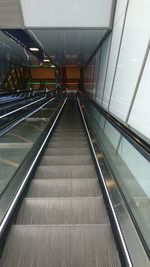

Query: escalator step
[16,197,109,225]
[27,179,101,197]
[40,155,93,166]
[54,129,84,133]
[43,147,90,156]
[50,136,87,142]
[53,132,85,137]
[48,141,88,148]
[56,126,83,129]
[34,165,97,179]
[0,225,121,267]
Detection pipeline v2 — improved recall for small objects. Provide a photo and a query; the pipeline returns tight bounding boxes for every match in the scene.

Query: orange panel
[30,68,55,79]
[66,67,80,79]
[32,84,41,90]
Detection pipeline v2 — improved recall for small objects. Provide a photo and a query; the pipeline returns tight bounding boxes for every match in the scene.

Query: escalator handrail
[80,93,150,161]
[0,96,47,119]
[0,96,56,138]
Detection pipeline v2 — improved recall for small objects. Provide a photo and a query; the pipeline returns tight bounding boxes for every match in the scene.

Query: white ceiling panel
[30,29,107,66]
[21,0,114,28]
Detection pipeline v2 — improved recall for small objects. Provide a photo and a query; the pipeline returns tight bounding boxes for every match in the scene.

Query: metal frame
[101,33,113,105]
[77,97,150,267]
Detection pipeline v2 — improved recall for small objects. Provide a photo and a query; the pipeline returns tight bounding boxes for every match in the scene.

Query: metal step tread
[55,130,85,134]
[43,147,90,156]
[48,141,89,148]
[55,126,84,129]
[53,133,85,137]
[34,165,97,179]
[0,225,121,267]
[16,197,109,225]
[40,155,93,166]
[50,136,87,142]
[27,178,101,197]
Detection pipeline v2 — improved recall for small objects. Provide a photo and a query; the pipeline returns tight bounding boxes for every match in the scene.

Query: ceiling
[29,29,107,66]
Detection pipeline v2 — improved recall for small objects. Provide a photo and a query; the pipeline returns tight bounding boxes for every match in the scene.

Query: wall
[84,0,150,140]
[28,67,56,91]
[30,68,55,80]
[61,67,81,91]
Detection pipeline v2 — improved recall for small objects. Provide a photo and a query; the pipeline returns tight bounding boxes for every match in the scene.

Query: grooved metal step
[27,179,101,197]
[40,155,93,166]
[54,129,85,133]
[0,225,121,267]
[48,141,88,148]
[34,165,97,179]
[16,197,109,225]
[43,147,90,156]
[50,136,87,142]
[56,126,83,129]
[53,132,85,137]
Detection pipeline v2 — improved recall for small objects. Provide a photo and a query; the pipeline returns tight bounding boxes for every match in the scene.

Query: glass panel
[0,97,61,198]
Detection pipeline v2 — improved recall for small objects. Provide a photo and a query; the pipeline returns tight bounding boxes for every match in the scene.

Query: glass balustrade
[83,99,150,252]
[0,96,63,223]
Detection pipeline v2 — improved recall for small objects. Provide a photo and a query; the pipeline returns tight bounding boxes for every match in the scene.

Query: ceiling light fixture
[29,47,39,51]
[51,65,56,68]
[44,59,50,62]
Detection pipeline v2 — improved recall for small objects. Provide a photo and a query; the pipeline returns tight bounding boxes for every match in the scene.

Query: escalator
[0,96,121,266]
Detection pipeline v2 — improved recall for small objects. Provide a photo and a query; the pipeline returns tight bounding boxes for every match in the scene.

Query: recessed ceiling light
[44,59,50,62]
[29,47,39,51]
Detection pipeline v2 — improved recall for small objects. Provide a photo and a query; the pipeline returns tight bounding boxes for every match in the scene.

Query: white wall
[84,0,150,139]
[20,0,113,28]
[102,0,128,109]
[128,49,150,139]
[109,0,150,122]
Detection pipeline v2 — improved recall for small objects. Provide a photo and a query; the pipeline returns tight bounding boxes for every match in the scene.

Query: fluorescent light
[51,65,55,68]
[43,59,50,62]
[29,47,39,51]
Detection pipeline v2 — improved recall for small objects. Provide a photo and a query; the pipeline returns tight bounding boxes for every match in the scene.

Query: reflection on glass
[0,145,31,195]
[0,99,59,198]
[84,100,150,251]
